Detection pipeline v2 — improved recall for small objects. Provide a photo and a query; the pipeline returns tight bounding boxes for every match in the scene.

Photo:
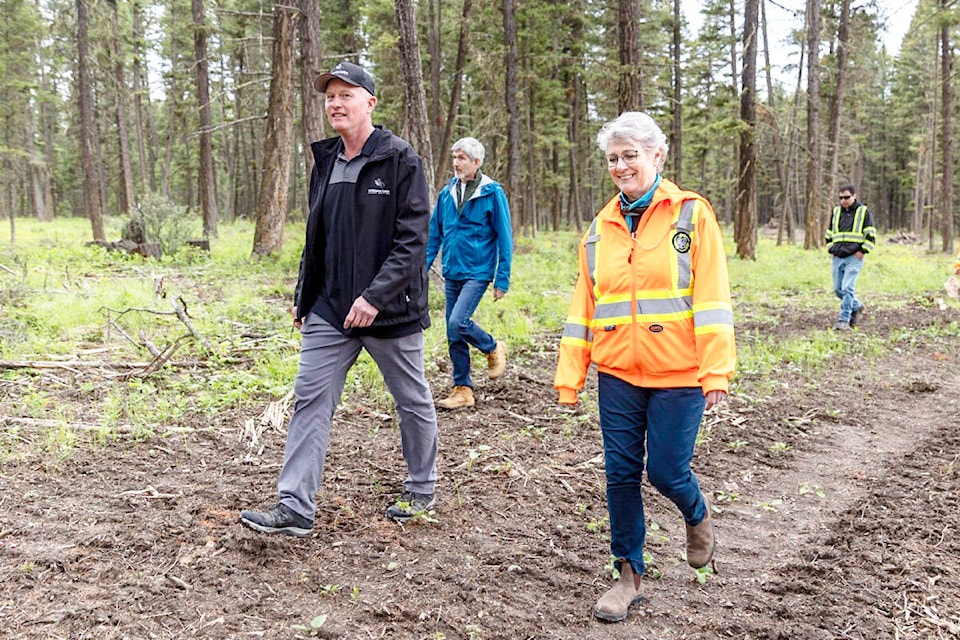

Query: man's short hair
[838,183,856,195]
[451,137,485,164]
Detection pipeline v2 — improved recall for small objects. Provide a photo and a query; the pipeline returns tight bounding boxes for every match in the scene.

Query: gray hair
[596,111,669,172]
[451,137,485,164]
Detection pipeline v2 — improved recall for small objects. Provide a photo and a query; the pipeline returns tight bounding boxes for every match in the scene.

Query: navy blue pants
[597,372,708,575]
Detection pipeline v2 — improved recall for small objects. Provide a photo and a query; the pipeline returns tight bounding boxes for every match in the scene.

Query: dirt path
[1,304,958,639]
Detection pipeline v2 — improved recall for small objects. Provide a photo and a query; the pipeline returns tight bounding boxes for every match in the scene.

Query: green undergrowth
[1,217,957,457]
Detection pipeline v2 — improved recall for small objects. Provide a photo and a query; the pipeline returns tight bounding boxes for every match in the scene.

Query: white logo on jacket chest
[368,178,390,196]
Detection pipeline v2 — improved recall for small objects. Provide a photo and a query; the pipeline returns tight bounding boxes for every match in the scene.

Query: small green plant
[291,614,328,635]
[769,441,791,455]
[19,562,36,574]
[726,439,749,452]
[798,482,826,498]
[694,565,715,584]
[586,514,609,535]
[757,499,783,512]
[350,586,361,602]
[134,192,202,256]
[715,490,739,503]
[319,584,341,596]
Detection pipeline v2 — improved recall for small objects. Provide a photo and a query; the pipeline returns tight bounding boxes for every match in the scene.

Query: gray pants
[277,313,439,519]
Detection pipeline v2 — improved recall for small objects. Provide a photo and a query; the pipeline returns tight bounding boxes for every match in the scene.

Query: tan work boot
[686,495,717,569]
[436,385,475,409]
[594,561,644,622]
[486,342,506,379]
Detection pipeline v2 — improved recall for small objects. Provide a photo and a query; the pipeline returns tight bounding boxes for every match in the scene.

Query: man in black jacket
[240,62,439,536]
[825,183,876,331]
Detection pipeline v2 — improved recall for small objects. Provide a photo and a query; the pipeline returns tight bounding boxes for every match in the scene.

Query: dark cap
[314,61,375,96]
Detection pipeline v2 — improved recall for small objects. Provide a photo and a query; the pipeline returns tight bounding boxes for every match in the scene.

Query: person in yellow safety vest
[554,111,736,624]
[825,184,876,331]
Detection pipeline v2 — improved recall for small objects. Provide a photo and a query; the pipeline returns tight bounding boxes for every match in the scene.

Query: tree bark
[803,0,823,250]
[105,0,135,216]
[735,0,758,260]
[299,0,324,190]
[76,0,105,241]
[941,0,954,253]
[503,0,522,232]
[826,0,851,202]
[394,0,435,198]
[192,0,219,238]
[618,0,641,112]
[252,4,299,257]
[434,0,473,189]
[671,0,682,181]
[131,1,153,194]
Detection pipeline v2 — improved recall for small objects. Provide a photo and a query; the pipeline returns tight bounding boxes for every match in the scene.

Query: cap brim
[314,73,364,93]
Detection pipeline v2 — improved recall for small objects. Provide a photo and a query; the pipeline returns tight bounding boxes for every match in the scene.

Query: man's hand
[343,296,379,329]
[855,251,865,260]
[705,389,727,411]
[493,288,506,301]
[292,306,305,330]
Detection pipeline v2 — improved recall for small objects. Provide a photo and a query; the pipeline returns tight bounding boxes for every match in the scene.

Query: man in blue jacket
[427,137,513,409]
[240,62,439,535]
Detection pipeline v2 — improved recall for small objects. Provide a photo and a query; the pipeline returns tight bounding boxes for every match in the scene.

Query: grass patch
[1,217,957,457]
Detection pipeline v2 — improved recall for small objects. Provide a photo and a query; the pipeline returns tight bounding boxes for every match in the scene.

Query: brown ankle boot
[593,562,644,622]
[686,495,717,569]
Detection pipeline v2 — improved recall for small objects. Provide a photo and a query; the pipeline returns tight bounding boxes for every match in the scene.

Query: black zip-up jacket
[295,125,431,338]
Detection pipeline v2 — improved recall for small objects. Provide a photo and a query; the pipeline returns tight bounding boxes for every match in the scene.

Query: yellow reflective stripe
[636,296,692,315]
[635,310,693,323]
[562,320,593,344]
[560,336,592,348]
[694,323,735,336]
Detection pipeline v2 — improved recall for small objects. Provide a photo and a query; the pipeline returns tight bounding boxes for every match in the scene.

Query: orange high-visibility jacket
[554,178,736,404]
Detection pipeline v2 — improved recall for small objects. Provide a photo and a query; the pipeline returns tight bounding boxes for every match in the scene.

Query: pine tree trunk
[76,0,104,241]
[618,0,640,112]
[394,0,435,197]
[40,66,57,220]
[803,0,822,250]
[193,0,219,238]
[252,4,299,257]
[299,0,324,215]
[826,0,850,202]
[105,0,135,216]
[503,0,522,232]
[671,0,682,182]
[434,0,472,190]
[941,1,954,253]
[131,1,152,194]
[735,0,758,260]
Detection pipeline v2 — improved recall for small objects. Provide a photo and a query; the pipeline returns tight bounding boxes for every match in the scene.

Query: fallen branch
[0,358,210,371]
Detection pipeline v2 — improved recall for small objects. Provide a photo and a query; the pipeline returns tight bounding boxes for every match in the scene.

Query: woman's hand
[705,390,727,411]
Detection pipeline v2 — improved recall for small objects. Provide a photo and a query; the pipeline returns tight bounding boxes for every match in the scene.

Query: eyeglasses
[606,150,644,168]
[838,195,853,201]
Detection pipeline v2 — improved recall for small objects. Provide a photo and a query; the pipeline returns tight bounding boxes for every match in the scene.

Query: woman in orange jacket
[555,111,736,622]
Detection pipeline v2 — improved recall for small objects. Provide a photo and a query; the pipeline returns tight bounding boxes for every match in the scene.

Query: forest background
[2,0,960,261]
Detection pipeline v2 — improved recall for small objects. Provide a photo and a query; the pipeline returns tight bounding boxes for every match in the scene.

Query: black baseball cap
[314,61,376,96]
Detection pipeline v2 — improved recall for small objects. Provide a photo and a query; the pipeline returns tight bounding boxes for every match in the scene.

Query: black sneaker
[850,305,864,327]
[385,491,436,523]
[239,503,313,537]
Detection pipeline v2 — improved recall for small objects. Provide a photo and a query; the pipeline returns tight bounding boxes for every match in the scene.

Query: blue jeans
[444,279,497,388]
[831,254,864,322]
[597,373,708,576]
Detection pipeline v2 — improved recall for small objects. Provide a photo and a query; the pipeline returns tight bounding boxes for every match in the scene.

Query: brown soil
[2,301,959,639]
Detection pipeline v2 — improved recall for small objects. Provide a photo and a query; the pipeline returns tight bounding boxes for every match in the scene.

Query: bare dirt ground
[2,300,959,640]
